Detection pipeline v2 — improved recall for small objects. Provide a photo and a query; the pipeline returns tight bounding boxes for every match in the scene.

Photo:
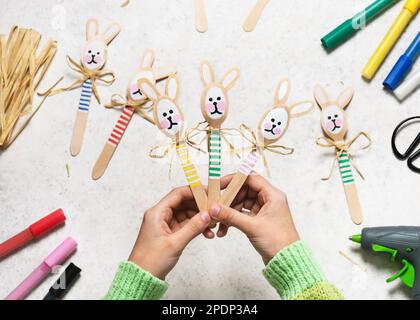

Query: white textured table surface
[0,0,419,300]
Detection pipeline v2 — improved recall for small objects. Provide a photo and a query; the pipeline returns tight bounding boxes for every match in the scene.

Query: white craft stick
[394,69,420,101]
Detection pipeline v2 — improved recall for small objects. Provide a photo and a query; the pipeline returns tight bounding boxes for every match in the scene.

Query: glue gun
[350,226,420,300]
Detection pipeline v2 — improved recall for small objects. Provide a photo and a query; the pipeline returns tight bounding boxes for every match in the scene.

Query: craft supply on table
[139,75,208,212]
[0,26,57,149]
[362,0,420,80]
[391,116,420,172]
[5,237,77,300]
[394,68,420,99]
[221,79,313,207]
[43,263,81,300]
[0,209,66,260]
[350,226,420,300]
[243,0,271,32]
[92,49,177,180]
[384,32,420,90]
[321,0,401,51]
[42,18,121,157]
[198,61,240,212]
[314,85,372,225]
[195,0,208,33]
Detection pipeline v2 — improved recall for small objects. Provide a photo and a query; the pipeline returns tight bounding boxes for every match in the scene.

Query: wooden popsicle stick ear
[86,18,99,41]
[289,100,314,118]
[141,49,155,69]
[138,78,160,102]
[337,87,354,110]
[102,22,121,45]
[313,84,330,109]
[221,68,240,91]
[200,61,215,86]
[165,75,179,101]
[274,78,291,105]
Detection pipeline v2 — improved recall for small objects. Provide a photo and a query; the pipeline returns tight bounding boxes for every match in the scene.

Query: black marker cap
[43,263,81,300]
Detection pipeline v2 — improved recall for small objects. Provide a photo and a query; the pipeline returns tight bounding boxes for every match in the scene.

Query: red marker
[0,209,66,260]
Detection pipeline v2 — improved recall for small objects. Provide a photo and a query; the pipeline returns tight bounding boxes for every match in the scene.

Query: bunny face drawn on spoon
[200,61,240,127]
[127,50,156,102]
[258,79,314,144]
[81,19,121,72]
[138,75,184,138]
[313,85,354,141]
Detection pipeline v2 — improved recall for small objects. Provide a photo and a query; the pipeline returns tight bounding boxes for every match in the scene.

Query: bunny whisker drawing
[221,78,314,207]
[91,49,177,180]
[314,85,372,225]
[138,75,208,212]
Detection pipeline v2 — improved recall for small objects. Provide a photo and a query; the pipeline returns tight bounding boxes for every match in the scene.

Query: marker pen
[394,68,420,100]
[43,263,81,300]
[384,32,420,90]
[5,237,77,300]
[0,209,66,260]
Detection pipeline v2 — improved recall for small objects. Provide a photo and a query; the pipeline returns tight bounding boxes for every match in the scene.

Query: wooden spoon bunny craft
[243,0,271,32]
[92,49,177,180]
[314,85,371,225]
[70,19,121,156]
[194,0,208,33]
[200,61,240,211]
[221,79,313,207]
[139,75,208,212]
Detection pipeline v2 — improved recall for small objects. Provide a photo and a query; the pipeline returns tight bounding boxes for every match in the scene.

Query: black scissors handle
[391,116,420,174]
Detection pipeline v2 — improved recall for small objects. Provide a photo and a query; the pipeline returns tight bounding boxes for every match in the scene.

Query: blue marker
[383,32,420,91]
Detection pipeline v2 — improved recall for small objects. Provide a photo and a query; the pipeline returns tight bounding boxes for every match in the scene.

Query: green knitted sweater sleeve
[104,261,168,300]
[263,241,343,300]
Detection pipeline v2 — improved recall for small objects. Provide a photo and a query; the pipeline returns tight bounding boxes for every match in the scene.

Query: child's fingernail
[201,212,210,223]
[211,206,221,218]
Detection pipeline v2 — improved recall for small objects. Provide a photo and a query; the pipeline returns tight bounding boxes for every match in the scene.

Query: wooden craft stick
[208,129,222,209]
[221,79,313,208]
[243,0,270,32]
[70,79,92,156]
[195,0,208,33]
[314,85,367,225]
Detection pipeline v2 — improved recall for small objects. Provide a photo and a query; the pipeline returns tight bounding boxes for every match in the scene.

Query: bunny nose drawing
[162,110,179,130]
[265,119,282,136]
[87,51,98,65]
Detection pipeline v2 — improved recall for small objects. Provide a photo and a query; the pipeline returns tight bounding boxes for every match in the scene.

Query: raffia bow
[238,124,294,177]
[185,121,242,158]
[105,94,155,125]
[316,132,372,181]
[38,56,115,104]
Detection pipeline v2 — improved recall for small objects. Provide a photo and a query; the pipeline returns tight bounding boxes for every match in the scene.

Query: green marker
[321,0,401,51]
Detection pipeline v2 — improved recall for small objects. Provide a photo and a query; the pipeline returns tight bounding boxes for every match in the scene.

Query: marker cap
[44,237,77,268]
[29,209,66,238]
[44,263,81,300]
[383,55,413,90]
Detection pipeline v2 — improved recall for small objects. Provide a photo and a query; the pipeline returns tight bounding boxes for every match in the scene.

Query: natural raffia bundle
[0,26,57,149]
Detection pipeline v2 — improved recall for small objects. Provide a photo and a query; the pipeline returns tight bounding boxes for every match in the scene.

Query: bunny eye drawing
[261,108,288,140]
[323,106,344,134]
[205,87,226,120]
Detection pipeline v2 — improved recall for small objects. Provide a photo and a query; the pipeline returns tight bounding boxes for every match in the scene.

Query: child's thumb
[210,205,252,235]
[174,212,211,248]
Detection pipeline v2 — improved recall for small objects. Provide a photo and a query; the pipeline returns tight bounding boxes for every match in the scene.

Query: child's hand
[128,187,211,280]
[211,174,300,265]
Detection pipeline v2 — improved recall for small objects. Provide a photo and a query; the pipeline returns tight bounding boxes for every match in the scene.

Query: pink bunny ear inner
[86,18,99,41]
[313,84,330,109]
[200,61,215,85]
[221,68,240,91]
[289,100,314,118]
[102,22,121,45]
[165,75,179,101]
[138,78,160,102]
[337,87,354,110]
[141,49,155,69]
[275,78,291,105]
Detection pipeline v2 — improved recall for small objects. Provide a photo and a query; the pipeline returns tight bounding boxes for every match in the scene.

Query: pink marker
[5,237,77,300]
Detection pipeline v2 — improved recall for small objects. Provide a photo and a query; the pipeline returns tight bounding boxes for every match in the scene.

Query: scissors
[391,116,420,174]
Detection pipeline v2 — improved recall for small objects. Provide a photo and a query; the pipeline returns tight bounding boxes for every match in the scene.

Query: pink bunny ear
[313,84,330,109]
[200,61,215,85]
[337,87,354,110]
[86,18,99,41]
[102,22,121,45]
[274,78,291,105]
[141,49,155,68]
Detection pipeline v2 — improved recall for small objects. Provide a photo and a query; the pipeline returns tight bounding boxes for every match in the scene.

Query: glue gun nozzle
[349,234,362,244]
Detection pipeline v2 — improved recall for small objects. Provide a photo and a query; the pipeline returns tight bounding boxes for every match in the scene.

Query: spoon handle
[243,0,270,32]
[195,0,208,33]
